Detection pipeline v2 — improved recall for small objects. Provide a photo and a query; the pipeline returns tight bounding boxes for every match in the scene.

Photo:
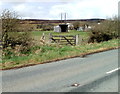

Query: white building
[54,26,61,32]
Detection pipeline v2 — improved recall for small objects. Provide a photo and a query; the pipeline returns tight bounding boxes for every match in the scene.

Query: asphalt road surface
[1,49,119,92]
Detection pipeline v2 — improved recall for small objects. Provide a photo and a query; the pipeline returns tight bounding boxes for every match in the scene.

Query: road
[1,49,119,92]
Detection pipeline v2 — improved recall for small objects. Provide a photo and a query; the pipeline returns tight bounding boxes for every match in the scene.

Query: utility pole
[65,13,66,24]
[59,12,68,32]
[61,13,67,24]
[61,13,62,24]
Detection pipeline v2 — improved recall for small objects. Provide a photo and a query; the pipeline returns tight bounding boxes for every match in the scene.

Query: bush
[8,32,33,49]
[1,9,34,56]
[72,21,80,30]
[88,17,119,43]
[37,23,54,31]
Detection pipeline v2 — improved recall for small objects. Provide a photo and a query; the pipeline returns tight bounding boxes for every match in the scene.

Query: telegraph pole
[61,13,62,24]
[65,13,66,24]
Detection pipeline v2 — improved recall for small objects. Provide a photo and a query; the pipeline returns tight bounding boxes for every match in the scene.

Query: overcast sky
[0,0,119,20]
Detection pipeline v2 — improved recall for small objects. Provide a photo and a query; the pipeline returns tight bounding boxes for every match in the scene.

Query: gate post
[76,34,79,45]
[49,33,52,44]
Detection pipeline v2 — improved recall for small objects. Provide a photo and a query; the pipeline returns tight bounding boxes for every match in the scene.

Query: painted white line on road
[106,67,120,74]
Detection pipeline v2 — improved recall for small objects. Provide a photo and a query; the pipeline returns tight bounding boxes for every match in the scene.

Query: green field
[32,30,88,36]
[32,30,89,45]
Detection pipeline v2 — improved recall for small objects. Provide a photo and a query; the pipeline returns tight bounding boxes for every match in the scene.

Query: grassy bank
[1,39,119,70]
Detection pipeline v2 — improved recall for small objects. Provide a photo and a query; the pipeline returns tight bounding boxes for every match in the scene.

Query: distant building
[98,23,101,25]
[54,26,61,32]
[77,27,83,31]
[54,23,73,32]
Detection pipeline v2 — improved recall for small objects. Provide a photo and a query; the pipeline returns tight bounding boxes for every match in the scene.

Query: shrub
[88,17,119,43]
[72,21,80,30]
[38,23,54,31]
[8,32,33,51]
[1,9,34,56]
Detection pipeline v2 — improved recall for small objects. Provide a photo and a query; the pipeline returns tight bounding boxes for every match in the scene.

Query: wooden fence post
[49,33,52,43]
[76,34,79,45]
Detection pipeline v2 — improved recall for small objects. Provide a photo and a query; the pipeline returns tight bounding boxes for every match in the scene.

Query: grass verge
[1,39,119,70]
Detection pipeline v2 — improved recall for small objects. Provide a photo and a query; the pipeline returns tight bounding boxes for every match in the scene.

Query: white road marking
[106,67,120,74]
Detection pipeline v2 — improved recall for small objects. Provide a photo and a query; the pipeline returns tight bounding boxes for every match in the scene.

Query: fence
[49,34,79,46]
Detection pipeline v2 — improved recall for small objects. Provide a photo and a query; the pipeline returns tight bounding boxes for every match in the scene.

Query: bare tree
[1,9,20,48]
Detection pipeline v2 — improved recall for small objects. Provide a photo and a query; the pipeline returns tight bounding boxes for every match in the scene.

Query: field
[1,30,119,70]
[32,30,89,45]
[32,30,89,36]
